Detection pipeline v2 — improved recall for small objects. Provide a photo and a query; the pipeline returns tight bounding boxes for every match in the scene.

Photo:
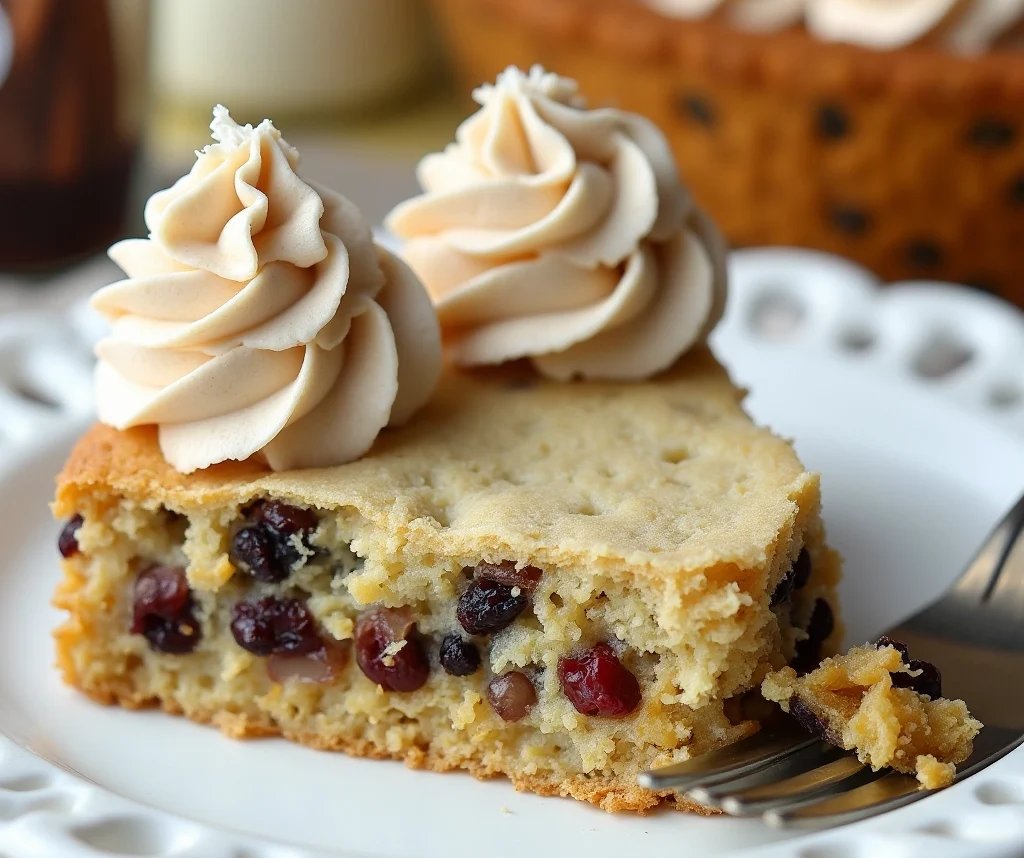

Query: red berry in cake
[488,671,537,722]
[230,597,322,657]
[439,634,480,676]
[58,515,83,558]
[354,607,430,692]
[132,566,202,654]
[558,643,641,717]
[457,578,529,636]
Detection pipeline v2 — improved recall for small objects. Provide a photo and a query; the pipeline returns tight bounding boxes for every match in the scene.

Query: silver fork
[639,491,1024,828]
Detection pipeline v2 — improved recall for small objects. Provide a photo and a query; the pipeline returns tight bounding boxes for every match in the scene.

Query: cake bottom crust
[73,675,717,815]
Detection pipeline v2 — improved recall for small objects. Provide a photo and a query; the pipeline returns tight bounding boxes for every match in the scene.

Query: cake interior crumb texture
[762,644,982,789]
[53,351,843,813]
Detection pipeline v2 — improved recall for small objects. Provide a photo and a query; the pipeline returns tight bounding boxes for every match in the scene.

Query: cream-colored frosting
[92,106,442,474]
[644,0,1024,52]
[385,66,727,381]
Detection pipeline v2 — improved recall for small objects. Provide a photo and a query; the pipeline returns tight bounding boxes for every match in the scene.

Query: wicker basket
[430,0,1024,308]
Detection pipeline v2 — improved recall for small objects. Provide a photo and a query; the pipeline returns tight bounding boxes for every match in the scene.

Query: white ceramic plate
[0,250,1023,858]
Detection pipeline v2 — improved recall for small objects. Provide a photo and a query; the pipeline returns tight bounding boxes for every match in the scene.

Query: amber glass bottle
[0,0,142,269]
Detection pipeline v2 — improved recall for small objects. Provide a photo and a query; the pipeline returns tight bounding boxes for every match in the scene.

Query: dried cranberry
[354,607,430,692]
[457,578,529,636]
[474,561,542,593]
[792,599,834,674]
[131,566,201,654]
[892,659,942,699]
[488,671,537,722]
[58,515,83,558]
[256,500,318,534]
[558,643,641,717]
[876,635,910,661]
[230,597,321,656]
[439,635,480,676]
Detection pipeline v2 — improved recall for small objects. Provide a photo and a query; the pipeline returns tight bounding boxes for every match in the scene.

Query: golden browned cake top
[56,349,815,577]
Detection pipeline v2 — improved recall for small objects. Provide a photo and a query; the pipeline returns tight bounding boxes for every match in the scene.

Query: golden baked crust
[56,349,819,580]
[54,352,843,813]
[429,0,1024,307]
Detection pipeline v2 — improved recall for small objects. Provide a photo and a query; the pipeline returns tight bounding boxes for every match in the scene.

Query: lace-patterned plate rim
[0,247,1020,857]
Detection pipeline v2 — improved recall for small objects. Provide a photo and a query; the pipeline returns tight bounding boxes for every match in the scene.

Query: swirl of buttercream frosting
[385,66,727,381]
[643,0,1024,53]
[92,106,442,474]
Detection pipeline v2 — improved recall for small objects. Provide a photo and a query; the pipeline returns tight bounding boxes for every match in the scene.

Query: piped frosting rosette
[644,0,1024,53]
[385,66,727,382]
[92,106,442,474]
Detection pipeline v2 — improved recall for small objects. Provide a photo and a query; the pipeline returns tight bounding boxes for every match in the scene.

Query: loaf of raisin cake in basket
[51,84,846,813]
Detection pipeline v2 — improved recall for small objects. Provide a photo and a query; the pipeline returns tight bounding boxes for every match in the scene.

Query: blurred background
[0,0,463,308]
[1,0,1022,312]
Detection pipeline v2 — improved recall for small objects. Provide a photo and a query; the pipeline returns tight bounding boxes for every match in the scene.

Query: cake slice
[54,350,842,813]
[762,639,982,789]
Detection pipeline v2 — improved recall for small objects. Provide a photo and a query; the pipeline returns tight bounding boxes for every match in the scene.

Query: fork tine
[719,755,886,815]
[638,719,815,791]
[764,771,924,828]
[687,741,845,808]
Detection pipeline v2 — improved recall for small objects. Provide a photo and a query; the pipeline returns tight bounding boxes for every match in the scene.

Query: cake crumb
[762,643,980,787]
[380,639,407,667]
[916,755,955,789]
[500,806,512,814]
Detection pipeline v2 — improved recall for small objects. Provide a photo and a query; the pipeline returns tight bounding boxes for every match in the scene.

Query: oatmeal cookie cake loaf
[55,352,841,813]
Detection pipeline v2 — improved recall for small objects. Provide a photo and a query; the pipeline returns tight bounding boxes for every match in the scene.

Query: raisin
[876,635,910,661]
[354,607,430,692]
[457,578,529,636]
[792,549,812,590]
[892,659,942,699]
[256,500,318,534]
[790,697,841,746]
[131,566,201,654]
[488,672,537,722]
[230,525,282,582]
[680,93,715,127]
[474,560,543,593]
[771,549,812,607]
[230,597,321,657]
[439,635,480,677]
[58,515,83,558]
